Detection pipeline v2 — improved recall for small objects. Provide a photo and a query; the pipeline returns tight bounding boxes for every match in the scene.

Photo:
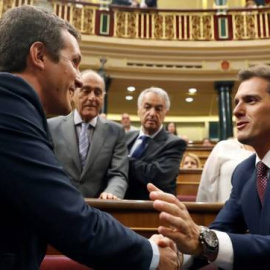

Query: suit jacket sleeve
[0,74,153,270]
[207,154,270,269]
[129,136,186,191]
[103,124,129,198]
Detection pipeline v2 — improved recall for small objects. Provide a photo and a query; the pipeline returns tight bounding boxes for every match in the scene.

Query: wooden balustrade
[47,199,223,254]
[3,1,270,42]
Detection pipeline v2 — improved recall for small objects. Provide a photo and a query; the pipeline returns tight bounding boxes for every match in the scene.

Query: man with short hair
[125,87,186,200]
[0,5,177,270]
[48,70,128,199]
[121,112,138,133]
[148,64,270,269]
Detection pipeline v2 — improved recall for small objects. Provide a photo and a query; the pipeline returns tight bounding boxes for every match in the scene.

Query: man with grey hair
[48,69,128,199]
[125,87,186,200]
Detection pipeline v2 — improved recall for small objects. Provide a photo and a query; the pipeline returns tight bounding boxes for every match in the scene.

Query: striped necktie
[79,123,89,168]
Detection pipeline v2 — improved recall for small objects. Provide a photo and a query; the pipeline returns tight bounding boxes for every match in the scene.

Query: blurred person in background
[180,153,202,169]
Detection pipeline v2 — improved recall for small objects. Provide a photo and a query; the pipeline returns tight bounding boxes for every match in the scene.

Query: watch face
[203,230,218,249]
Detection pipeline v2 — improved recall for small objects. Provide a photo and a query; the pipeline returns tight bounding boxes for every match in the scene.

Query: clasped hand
[150,234,182,270]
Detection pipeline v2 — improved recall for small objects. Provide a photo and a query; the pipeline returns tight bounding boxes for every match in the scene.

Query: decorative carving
[115,12,137,38]
[0,0,269,42]
[72,7,83,32]
[82,8,94,35]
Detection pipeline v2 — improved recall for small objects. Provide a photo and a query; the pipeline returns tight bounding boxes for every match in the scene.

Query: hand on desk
[99,192,120,200]
[147,183,202,257]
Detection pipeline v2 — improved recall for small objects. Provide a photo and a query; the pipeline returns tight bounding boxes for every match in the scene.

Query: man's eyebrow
[234,94,261,103]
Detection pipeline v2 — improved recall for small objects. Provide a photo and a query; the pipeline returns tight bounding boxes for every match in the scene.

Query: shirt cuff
[181,231,233,270]
[148,239,160,270]
[214,230,234,270]
[182,254,193,269]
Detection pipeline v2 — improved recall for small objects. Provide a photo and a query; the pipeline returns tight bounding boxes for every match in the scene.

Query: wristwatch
[199,226,219,262]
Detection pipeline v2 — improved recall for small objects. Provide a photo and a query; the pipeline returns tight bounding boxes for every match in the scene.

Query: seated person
[121,112,138,132]
[180,153,201,169]
[124,87,186,200]
[48,70,128,199]
[202,137,213,146]
[165,121,178,136]
[197,137,254,202]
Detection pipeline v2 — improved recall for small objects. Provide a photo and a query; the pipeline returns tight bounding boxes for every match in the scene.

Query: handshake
[150,233,182,270]
[147,183,205,270]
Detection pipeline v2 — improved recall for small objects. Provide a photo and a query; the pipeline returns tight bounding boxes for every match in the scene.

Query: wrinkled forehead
[142,92,165,106]
[235,77,267,100]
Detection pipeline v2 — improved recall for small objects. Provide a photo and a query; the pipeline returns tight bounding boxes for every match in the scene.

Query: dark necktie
[131,135,150,159]
[79,123,89,167]
[257,161,268,205]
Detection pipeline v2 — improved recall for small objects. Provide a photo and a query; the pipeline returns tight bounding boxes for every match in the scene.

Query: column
[214,81,234,140]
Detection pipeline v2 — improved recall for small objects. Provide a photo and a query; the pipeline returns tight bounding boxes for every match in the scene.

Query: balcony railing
[1,0,270,41]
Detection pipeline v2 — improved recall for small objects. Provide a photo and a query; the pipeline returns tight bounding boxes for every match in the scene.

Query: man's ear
[28,42,46,70]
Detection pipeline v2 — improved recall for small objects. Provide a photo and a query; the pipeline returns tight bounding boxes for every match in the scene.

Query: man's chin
[237,135,249,145]
[144,126,158,135]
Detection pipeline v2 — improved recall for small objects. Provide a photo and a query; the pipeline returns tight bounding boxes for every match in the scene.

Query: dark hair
[0,5,80,72]
[238,64,270,93]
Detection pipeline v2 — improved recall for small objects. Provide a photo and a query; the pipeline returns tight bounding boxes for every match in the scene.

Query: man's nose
[87,91,97,100]
[75,73,83,89]
[233,102,244,117]
[149,107,156,115]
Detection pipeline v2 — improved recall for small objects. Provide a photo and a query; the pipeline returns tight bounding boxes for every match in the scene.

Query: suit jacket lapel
[63,113,81,172]
[126,128,167,158]
[241,168,262,232]
[143,128,167,158]
[126,131,140,152]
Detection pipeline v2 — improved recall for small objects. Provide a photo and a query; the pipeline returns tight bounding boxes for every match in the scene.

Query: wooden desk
[177,181,199,196]
[86,199,223,232]
[47,200,223,254]
[178,169,202,182]
[185,146,213,157]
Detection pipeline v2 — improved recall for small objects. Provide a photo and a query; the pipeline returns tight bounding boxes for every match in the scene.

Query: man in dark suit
[125,87,186,200]
[0,5,178,270]
[48,70,128,199]
[148,64,270,269]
